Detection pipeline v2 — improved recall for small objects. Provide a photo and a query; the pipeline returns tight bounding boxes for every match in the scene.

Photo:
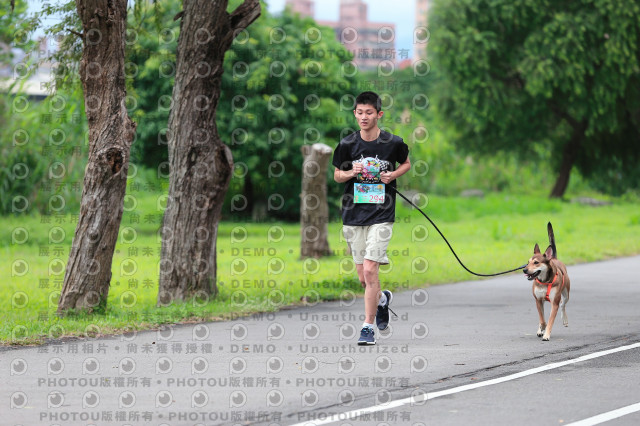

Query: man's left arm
[380,157,410,184]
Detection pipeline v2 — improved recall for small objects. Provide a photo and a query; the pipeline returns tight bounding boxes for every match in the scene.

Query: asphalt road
[2,255,639,426]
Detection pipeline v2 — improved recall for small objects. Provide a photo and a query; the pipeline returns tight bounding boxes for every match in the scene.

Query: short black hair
[355,91,382,112]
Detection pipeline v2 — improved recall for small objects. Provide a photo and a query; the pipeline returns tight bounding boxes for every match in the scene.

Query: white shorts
[342,222,393,265]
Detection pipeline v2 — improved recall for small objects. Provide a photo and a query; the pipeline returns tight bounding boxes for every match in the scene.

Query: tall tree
[58,0,136,313]
[127,5,358,220]
[158,0,260,303]
[431,0,640,197]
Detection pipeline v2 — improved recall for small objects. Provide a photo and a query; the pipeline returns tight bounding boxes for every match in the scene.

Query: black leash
[391,186,527,277]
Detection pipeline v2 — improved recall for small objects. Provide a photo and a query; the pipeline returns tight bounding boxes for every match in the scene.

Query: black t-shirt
[332,130,409,226]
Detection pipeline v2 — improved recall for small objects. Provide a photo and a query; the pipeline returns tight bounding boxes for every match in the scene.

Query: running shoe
[376,290,394,330]
[357,326,376,345]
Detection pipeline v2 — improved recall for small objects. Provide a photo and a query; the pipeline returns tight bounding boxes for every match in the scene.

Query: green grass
[2,191,640,344]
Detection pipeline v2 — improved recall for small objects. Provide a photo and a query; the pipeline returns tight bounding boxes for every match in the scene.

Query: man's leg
[362,259,381,324]
[366,223,394,330]
[345,227,377,345]
[355,264,366,289]
[344,225,367,288]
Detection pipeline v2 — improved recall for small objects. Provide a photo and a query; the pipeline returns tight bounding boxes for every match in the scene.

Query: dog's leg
[536,299,546,337]
[543,301,560,341]
[561,288,569,327]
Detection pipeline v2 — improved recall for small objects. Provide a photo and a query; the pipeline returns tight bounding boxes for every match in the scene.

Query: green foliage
[430,0,640,195]
[0,87,89,214]
[0,1,88,214]
[126,0,180,168]
[218,9,358,220]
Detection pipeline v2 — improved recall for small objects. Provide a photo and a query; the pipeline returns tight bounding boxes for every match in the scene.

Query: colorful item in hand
[356,156,382,183]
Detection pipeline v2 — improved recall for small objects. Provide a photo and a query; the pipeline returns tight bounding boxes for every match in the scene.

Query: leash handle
[390,187,527,277]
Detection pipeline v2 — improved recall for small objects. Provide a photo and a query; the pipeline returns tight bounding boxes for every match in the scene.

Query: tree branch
[548,101,581,130]
[229,0,261,35]
[69,29,84,39]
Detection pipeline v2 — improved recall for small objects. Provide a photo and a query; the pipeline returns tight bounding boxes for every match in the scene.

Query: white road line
[567,402,640,426]
[290,342,640,426]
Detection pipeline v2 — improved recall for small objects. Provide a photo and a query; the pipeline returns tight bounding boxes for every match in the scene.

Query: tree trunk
[58,0,136,314]
[158,0,260,304]
[300,143,332,258]
[550,122,587,198]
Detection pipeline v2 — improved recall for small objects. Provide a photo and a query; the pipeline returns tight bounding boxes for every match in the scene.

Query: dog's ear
[533,243,540,254]
[544,245,554,259]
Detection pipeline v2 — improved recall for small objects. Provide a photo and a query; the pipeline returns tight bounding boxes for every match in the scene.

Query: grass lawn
[2,192,639,344]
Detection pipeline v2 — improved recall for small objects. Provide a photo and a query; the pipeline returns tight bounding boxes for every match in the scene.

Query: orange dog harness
[536,273,564,302]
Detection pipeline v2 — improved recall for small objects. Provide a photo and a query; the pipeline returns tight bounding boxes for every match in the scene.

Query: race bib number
[354,183,385,204]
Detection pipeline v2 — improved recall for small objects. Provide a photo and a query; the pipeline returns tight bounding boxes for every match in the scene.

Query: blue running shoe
[376,290,393,330]
[357,326,376,345]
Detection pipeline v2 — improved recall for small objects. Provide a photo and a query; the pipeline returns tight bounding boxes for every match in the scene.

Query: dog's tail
[547,222,557,258]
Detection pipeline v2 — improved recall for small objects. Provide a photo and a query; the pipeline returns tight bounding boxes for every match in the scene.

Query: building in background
[285,0,314,17]
[286,0,396,71]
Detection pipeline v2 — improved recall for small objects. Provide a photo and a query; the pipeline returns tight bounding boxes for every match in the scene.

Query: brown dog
[523,223,570,341]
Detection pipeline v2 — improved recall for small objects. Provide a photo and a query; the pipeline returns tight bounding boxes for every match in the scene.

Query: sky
[266,0,418,59]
